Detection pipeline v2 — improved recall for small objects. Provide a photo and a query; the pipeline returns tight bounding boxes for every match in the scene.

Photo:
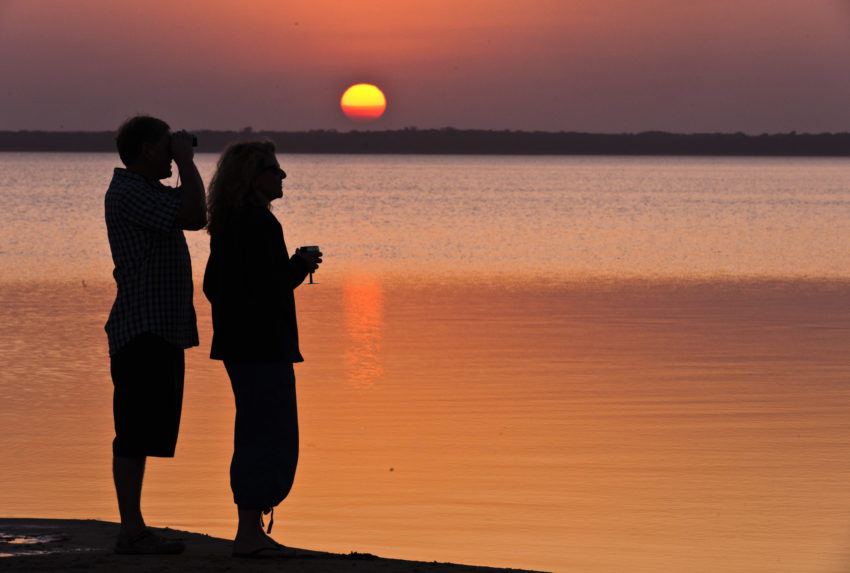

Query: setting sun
[340,83,387,122]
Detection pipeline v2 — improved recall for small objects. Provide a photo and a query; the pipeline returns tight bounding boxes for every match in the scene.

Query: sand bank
[0,519,542,572]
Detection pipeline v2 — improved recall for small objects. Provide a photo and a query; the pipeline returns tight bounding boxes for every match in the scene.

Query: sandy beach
[0,519,543,572]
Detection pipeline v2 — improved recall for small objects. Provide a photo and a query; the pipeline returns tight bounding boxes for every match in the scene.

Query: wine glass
[299,245,320,284]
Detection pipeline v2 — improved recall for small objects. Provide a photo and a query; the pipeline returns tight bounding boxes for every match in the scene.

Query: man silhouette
[104,115,205,554]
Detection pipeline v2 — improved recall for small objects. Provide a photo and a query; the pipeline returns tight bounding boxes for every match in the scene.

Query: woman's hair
[207,139,276,236]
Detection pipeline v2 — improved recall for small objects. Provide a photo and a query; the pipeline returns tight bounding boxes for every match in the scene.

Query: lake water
[1,153,850,572]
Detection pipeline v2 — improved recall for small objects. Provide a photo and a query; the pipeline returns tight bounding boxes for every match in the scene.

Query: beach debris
[0,530,71,558]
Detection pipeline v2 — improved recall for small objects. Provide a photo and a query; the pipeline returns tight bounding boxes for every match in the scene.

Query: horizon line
[1,127,848,137]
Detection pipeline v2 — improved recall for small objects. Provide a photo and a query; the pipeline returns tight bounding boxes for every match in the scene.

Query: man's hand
[170,130,195,166]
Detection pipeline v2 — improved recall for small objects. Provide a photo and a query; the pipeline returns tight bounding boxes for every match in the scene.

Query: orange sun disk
[341,84,387,122]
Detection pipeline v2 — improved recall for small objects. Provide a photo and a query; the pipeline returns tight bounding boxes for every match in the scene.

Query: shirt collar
[113,167,168,189]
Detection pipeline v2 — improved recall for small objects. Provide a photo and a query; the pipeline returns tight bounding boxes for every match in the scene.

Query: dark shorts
[111,333,184,458]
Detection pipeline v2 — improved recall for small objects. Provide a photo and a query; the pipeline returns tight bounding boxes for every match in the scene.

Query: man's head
[115,115,172,178]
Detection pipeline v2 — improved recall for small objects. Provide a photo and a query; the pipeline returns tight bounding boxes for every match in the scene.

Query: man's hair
[115,115,170,167]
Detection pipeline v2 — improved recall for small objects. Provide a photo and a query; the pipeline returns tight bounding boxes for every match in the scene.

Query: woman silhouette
[203,140,321,558]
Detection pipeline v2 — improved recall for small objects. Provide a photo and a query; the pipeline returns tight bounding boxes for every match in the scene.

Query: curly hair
[206,140,277,236]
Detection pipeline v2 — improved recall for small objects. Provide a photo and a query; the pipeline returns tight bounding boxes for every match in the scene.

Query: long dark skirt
[223,361,299,511]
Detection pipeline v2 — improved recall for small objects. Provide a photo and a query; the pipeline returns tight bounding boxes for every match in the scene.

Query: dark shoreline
[2,128,849,156]
[0,518,542,572]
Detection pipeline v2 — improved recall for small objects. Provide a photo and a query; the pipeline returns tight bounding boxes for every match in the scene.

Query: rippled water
[1,154,850,572]
[2,153,850,282]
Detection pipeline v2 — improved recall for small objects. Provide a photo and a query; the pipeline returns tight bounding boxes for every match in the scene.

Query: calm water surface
[1,154,850,572]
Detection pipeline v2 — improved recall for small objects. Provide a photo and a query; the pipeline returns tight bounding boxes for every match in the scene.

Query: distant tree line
[1,128,849,156]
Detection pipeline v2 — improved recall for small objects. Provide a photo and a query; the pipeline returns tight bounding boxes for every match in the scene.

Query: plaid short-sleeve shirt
[104,168,199,355]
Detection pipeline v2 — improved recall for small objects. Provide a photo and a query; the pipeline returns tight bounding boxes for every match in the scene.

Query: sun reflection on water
[343,277,384,389]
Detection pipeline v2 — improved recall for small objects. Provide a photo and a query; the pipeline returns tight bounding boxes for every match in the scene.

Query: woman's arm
[288,252,312,288]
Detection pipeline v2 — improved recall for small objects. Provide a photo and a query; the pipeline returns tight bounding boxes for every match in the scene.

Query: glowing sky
[1,0,849,133]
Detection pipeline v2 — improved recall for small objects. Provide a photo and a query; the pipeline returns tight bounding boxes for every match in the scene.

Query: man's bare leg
[113,455,146,539]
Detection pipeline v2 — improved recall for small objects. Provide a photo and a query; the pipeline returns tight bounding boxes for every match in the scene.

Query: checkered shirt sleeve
[104,168,199,355]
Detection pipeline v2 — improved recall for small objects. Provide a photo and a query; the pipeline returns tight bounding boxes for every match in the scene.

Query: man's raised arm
[172,130,206,230]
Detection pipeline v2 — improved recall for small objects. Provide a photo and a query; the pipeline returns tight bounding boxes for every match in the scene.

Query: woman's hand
[295,247,322,271]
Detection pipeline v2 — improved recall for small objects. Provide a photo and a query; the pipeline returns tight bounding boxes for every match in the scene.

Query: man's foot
[114,529,185,555]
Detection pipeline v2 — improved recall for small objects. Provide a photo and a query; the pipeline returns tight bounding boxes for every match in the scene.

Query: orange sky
[1,0,849,132]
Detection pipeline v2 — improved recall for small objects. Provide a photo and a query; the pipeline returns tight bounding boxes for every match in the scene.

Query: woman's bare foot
[232,508,276,555]
[233,529,278,555]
